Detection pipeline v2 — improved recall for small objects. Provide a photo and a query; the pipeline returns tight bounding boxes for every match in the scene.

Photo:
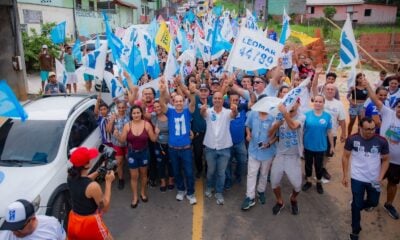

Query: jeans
[148,141,157,182]
[205,147,230,194]
[225,141,247,188]
[304,149,325,180]
[169,147,195,195]
[192,132,205,174]
[154,143,173,179]
[351,178,380,234]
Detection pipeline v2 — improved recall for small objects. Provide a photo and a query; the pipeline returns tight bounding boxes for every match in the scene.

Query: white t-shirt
[380,105,400,165]
[203,107,233,150]
[0,215,66,240]
[324,98,346,137]
[282,50,293,69]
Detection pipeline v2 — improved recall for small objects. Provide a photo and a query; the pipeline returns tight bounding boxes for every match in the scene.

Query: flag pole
[324,17,389,72]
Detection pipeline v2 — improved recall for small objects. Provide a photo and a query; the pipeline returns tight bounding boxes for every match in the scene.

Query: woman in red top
[115,105,158,208]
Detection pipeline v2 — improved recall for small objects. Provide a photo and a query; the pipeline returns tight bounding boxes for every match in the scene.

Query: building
[254,0,306,16]
[17,0,157,39]
[306,0,398,24]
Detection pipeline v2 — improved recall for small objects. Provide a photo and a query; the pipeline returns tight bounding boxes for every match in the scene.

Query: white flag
[339,14,359,68]
[225,27,284,71]
[164,41,179,83]
[103,71,124,99]
[55,59,67,85]
[83,43,108,81]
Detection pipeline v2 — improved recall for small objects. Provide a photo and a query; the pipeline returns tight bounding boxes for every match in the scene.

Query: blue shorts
[83,73,94,81]
[40,71,49,81]
[127,148,149,169]
[349,103,364,117]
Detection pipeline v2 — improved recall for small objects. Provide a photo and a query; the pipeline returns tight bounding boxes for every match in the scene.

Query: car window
[0,118,66,165]
[67,106,98,151]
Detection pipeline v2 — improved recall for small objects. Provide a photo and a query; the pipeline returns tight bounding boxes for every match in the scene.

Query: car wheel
[51,192,71,230]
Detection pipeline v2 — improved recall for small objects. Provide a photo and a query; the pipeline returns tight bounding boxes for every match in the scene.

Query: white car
[0,95,103,229]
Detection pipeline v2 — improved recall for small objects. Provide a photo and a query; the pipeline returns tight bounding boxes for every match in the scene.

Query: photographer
[67,147,115,240]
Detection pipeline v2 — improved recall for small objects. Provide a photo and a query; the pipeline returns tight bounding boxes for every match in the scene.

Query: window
[68,106,98,151]
[364,9,371,17]
[309,6,315,14]
[347,6,354,13]
[75,0,82,8]
[89,0,94,11]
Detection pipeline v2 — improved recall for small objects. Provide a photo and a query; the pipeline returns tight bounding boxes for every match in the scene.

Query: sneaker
[316,182,324,194]
[291,200,299,215]
[272,202,285,215]
[302,182,312,192]
[384,203,400,220]
[186,194,197,205]
[349,233,359,240]
[176,191,186,201]
[241,197,256,210]
[215,193,224,205]
[118,179,125,190]
[257,191,266,205]
[364,206,375,212]
[322,168,331,180]
[205,188,213,198]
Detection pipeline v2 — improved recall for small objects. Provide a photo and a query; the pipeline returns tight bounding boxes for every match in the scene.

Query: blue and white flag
[164,41,180,83]
[103,71,124,99]
[225,27,284,71]
[279,8,291,44]
[282,75,311,110]
[72,39,82,63]
[55,59,67,85]
[50,21,66,44]
[0,80,28,121]
[211,18,232,56]
[148,18,159,39]
[102,12,124,63]
[195,35,211,62]
[339,14,359,68]
[346,65,357,89]
[220,15,234,42]
[83,43,108,81]
[245,9,258,30]
[95,35,101,49]
[176,28,189,52]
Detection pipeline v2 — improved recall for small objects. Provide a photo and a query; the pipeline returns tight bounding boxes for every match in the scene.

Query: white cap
[42,45,48,49]
[0,199,34,231]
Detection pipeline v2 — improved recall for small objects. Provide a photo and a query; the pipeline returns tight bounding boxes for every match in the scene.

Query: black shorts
[385,163,400,185]
[325,136,337,157]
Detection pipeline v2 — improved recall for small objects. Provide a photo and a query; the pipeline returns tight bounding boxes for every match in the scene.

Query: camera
[96,144,117,180]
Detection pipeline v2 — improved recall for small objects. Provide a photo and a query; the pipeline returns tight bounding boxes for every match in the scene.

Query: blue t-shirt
[167,107,192,147]
[245,111,276,161]
[191,95,212,133]
[224,101,248,144]
[303,110,332,152]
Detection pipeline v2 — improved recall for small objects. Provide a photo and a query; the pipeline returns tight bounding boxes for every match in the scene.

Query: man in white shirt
[322,83,347,179]
[0,199,65,240]
[201,91,237,205]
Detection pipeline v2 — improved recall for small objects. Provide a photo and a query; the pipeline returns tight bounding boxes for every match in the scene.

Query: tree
[323,6,337,19]
[22,22,60,72]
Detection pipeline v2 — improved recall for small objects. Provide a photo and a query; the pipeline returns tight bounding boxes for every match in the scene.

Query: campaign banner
[226,27,284,71]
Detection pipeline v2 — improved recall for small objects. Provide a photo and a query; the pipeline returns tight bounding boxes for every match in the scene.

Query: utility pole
[264,0,268,28]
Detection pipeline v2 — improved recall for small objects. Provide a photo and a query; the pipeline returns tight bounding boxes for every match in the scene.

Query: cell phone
[258,142,263,148]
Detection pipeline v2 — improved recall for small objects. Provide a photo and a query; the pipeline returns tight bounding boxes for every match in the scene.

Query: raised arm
[188,81,197,113]
[364,79,383,111]
[311,65,323,97]
[278,103,301,130]
[124,71,139,106]
[159,76,169,113]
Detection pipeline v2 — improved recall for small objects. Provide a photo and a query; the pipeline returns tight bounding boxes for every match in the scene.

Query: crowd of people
[7,24,400,240]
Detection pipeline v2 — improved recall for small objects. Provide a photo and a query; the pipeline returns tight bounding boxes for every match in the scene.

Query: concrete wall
[18,3,75,39]
[0,3,28,100]
[306,4,397,24]
[255,0,306,15]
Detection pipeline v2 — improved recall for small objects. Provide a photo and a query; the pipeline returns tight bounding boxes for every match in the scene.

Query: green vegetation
[22,22,60,72]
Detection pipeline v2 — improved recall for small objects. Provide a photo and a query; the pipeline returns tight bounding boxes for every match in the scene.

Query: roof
[114,0,138,9]
[306,0,364,5]
[24,96,90,120]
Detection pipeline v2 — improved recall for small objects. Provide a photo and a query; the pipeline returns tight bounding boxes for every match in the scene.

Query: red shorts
[113,145,127,157]
[67,210,112,240]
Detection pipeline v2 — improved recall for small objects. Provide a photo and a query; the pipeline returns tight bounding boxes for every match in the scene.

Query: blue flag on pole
[50,21,66,44]
[0,80,28,121]
[279,8,291,44]
[72,39,82,63]
[211,18,232,55]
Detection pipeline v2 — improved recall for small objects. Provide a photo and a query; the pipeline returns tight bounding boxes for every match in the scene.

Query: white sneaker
[205,188,213,198]
[176,191,186,201]
[215,193,224,205]
[186,194,197,205]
